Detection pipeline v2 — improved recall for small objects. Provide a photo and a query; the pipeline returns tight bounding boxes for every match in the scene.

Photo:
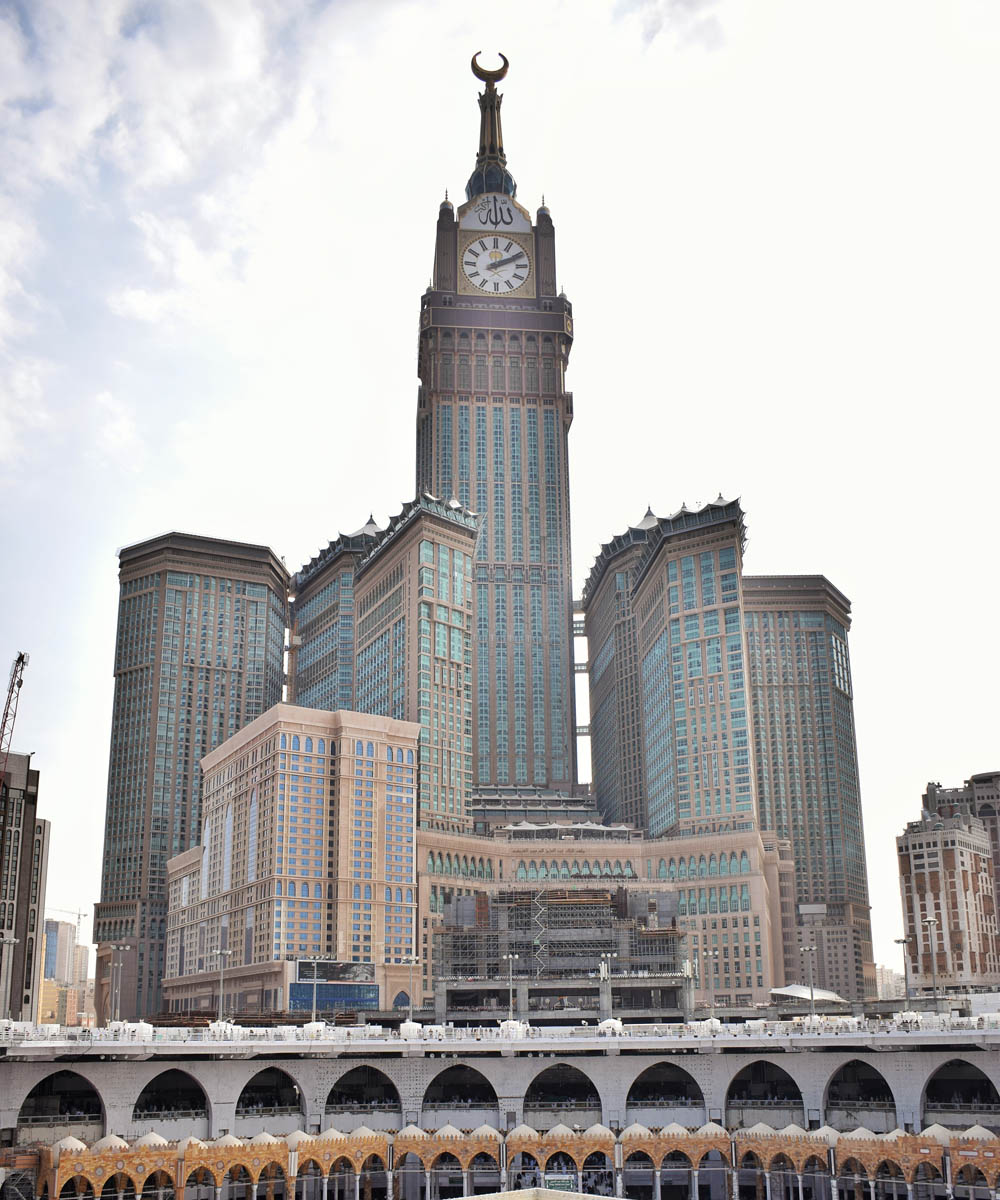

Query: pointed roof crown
[466,52,516,201]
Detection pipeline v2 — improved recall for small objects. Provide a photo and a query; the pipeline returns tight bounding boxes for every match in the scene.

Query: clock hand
[487,251,526,271]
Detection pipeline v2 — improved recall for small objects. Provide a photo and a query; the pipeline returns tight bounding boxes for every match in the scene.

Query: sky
[1,0,998,976]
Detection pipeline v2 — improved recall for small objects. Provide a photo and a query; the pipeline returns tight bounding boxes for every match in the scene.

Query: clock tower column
[416,54,577,795]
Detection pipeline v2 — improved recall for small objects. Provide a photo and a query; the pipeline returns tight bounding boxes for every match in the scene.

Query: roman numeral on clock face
[479,240,488,251]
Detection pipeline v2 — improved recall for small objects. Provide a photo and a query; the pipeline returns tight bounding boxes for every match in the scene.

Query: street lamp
[799,945,817,1020]
[702,948,720,1018]
[405,957,418,1022]
[0,935,19,1022]
[923,918,940,1009]
[109,944,131,1024]
[301,956,324,1023]
[894,936,912,1002]
[502,953,520,1022]
[216,948,233,1021]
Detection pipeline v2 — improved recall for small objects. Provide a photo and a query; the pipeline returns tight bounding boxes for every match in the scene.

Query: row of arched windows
[349,884,415,902]
[677,885,752,915]
[657,852,751,879]
[386,745,415,764]
[279,733,328,753]
[426,852,494,880]
[516,859,636,881]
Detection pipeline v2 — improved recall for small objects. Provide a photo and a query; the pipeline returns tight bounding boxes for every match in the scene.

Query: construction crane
[46,907,90,946]
[0,652,29,789]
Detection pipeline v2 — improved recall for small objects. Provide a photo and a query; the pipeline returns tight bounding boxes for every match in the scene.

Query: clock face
[461,235,531,294]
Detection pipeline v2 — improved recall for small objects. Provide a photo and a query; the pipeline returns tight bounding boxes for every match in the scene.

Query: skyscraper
[415,55,576,791]
[581,510,658,829]
[630,499,755,838]
[95,532,288,1020]
[353,495,479,832]
[743,575,875,999]
[0,752,49,1022]
[288,518,382,712]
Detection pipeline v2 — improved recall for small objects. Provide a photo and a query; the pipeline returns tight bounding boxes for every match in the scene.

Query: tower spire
[466,51,517,201]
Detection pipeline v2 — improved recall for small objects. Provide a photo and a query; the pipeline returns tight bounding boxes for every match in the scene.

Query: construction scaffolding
[436,887,684,981]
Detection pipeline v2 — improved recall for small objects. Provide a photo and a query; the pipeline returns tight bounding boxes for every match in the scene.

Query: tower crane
[0,652,29,789]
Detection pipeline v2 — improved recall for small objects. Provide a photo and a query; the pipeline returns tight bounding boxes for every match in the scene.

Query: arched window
[305,737,313,752]
[318,738,325,754]
[406,888,413,902]
[280,733,287,749]
[741,884,751,910]
[435,853,443,872]
[719,853,730,876]
[613,860,622,875]
[688,856,697,877]
[387,747,394,761]
[396,888,403,902]
[364,885,371,900]
[516,861,527,880]
[275,880,282,896]
[528,861,538,881]
[658,859,667,879]
[678,893,687,915]
[291,734,300,751]
[486,861,493,880]
[580,861,590,876]
[699,855,708,878]
[288,882,296,897]
[397,748,404,762]
[560,861,570,878]
[407,750,414,764]
[678,858,687,880]
[427,853,435,872]
[222,804,233,890]
[314,884,321,898]
[353,885,361,899]
[708,855,718,876]
[591,859,600,876]
[356,741,363,755]
[570,861,580,876]
[740,851,750,874]
[730,886,740,911]
[385,888,392,901]
[366,742,374,758]
[709,887,718,913]
[669,858,677,880]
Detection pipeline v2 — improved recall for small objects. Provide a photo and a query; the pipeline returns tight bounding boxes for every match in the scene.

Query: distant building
[0,752,49,1022]
[922,772,1000,899]
[744,575,875,1001]
[875,963,905,1000]
[42,919,76,984]
[288,518,383,712]
[94,531,289,1021]
[163,705,421,1016]
[353,494,479,833]
[897,811,1000,993]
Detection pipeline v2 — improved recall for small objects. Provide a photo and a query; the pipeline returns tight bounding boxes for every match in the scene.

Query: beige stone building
[416,819,793,1009]
[162,705,421,1015]
[897,811,1000,994]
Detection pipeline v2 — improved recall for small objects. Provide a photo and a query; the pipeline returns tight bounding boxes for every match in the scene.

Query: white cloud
[91,389,144,470]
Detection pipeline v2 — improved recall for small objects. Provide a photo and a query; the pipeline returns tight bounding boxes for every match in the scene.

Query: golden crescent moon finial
[471,51,509,86]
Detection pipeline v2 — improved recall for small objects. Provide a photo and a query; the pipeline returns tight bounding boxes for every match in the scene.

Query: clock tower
[416,53,577,793]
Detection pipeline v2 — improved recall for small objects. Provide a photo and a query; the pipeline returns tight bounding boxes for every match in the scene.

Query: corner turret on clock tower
[416,53,577,801]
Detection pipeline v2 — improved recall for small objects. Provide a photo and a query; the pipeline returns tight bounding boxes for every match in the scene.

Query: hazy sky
[2,0,997,974]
